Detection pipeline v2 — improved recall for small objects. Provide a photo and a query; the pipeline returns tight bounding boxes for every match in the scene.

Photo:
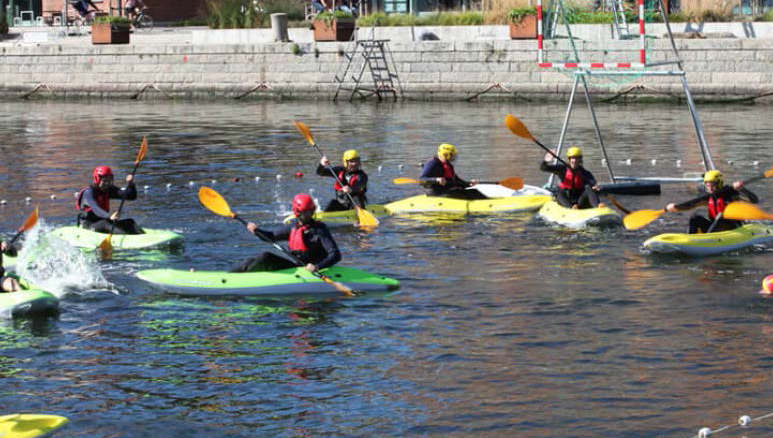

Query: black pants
[230,252,298,273]
[81,218,144,235]
[688,214,742,234]
[556,186,600,209]
[429,187,488,200]
[324,199,352,212]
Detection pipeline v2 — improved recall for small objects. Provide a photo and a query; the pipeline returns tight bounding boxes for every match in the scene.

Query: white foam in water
[14,220,111,297]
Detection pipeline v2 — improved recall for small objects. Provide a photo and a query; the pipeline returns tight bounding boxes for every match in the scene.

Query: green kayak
[0,276,59,318]
[50,226,183,250]
[136,266,400,297]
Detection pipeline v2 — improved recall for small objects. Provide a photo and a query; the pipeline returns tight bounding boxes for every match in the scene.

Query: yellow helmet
[437,143,457,160]
[342,149,360,165]
[703,169,723,186]
[566,147,583,158]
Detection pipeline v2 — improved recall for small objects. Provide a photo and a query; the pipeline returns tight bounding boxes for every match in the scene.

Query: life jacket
[75,186,109,213]
[334,170,361,194]
[707,194,729,220]
[558,167,585,191]
[440,160,455,179]
[288,223,310,253]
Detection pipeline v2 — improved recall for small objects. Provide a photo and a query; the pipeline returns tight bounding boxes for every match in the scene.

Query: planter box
[312,17,355,42]
[91,23,130,45]
[509,15,538,39]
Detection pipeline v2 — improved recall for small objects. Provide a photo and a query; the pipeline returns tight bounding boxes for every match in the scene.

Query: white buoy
[143,185,150,190]
[24,197,31,203]
[398,164,404,170]
[276,174,282,180]
[378,165,383,172]
[727,160,734,166]
[0,200,6,205]
[74,192,79,198]
[676,160,682,168]
[625,158,632,165]
[211,179,216,184]
[166,183,172,189]
[255,176,261,182]
[189,181,195,186]
[698,427,711,438]
[753,160,760,166]
[50,194,57,200]
[738,415,751,426]
[651,159,657,166]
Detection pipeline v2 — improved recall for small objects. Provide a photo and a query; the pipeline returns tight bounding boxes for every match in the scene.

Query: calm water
[0,100,772,438]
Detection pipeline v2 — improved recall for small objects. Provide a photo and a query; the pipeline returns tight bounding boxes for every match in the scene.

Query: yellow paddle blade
[98,234,113,258]
[198,186,234,218]
[293,121,315,146]
[499,177,524,190]
[136,137,148,163]
[504,114,534,140]
[723,201,773,221]
[20,207,39,232]
[393,177,421,185]
[764,166,773,178]
[355,206,380,228]
[623,209,666,230]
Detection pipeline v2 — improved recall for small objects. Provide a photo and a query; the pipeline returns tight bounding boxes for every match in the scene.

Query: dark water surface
[1,100,772,438]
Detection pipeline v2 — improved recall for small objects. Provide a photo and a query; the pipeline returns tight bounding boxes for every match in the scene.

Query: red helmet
[292,193,316,216]
[93,166,113,184]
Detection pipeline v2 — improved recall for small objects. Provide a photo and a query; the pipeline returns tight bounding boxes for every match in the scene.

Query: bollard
[270,13,289,42]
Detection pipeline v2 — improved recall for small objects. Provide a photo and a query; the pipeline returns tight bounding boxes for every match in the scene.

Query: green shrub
[507,6,537,23]
[93,15,132,25]
[207,0,305,28]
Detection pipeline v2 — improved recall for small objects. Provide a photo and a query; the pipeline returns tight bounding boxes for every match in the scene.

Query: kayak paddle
[623,165,773,230]
[197,186,359,297]
[99,137,148,258]
[606,195,631,215]
[723,201,773,221]
[292,121,379,229]
[504,114,570,167]
[392,176,524,191]
[8,206,39,246]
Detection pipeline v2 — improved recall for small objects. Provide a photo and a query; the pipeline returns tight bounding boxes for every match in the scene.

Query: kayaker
[316,149,368,212]
[665,170,758,234]
[0,240,20,292]
[231,193,342,273]
[76,166,144,235]
[540,147,604,209]
[419,143,486,200]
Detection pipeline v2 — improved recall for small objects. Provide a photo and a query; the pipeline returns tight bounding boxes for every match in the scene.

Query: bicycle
[130,7,153,30]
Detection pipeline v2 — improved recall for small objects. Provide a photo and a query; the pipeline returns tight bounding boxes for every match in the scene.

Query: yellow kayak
[643,223,773,256]
[284,205,390,224]
[384,194,551,214]
[0,414,68,438]
[538,200,622,229]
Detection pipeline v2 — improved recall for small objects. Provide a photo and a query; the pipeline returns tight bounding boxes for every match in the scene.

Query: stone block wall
[0,38,771,101]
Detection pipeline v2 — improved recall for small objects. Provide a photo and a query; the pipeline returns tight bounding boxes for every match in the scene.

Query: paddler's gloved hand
[666,203,678,213]
[320,156,330,167]
[109,211,120,221]
[246,222,258,234]
[305,263,317,272]
[435,177,447,186]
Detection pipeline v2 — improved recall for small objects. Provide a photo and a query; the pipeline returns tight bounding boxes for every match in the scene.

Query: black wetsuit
[230,221,342,273]
[419,156,486,200]
[0,241,18,280]
[77,183,144,235]
[316,164,368,212]
[540,161,601,209]
[674,185,758,234]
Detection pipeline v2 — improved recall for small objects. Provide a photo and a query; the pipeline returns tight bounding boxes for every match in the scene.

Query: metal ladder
[334,36,403,102]
[612,0,631,39]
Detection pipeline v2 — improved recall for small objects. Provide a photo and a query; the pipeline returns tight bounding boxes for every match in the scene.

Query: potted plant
[508,6,538,39]
[92,16,131,45]
[312,10,355,42]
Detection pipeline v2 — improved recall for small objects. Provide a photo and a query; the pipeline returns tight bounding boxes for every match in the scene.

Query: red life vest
[707,195,727,220]
[288,224,309,253]
[75,187,109,212]
[334,170,360,193]
[440,160,455,179]
[558,167,585,191]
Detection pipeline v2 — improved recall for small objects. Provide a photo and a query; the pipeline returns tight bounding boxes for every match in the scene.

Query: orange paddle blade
[98,235,113,258]
[198,186,235,218]
[763,166,773,178]
[136,137,148,163]
[355,206,380,228]
[293,121,315,146]
[19,207,39,233]
[623,209,666,230]
[504,114,534,141]
[498,177,524,190]
[723,201,773,221]
[393,177,421,185]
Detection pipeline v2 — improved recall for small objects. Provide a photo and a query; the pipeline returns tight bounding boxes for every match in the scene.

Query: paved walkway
[1,25,200,46]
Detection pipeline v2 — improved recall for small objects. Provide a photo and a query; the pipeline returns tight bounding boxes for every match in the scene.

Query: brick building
[3,0,205,24]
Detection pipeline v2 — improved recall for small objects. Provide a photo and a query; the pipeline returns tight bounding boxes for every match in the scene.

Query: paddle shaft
[532,138,570,168]
[106,159,142,236]
[8,228,25,246]
[706,211,724,233]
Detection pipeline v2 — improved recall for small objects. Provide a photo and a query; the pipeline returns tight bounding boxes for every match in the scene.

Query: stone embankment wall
[0,37,771,102]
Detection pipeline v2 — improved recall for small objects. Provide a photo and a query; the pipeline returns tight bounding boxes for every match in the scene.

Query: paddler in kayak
[665,170,758,234]
[540,146,605,209]
[0,240,20,292]
[316,149,368,212]
[419,143,486,200]
[76,165,144,235]
[231,193,342,273]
